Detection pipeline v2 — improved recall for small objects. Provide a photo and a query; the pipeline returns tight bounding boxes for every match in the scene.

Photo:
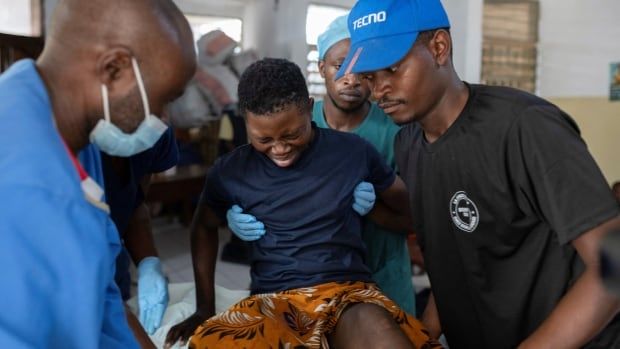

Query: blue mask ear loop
[131,57,152,121]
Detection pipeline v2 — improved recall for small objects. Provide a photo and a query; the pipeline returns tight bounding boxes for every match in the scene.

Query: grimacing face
[364,42,440,125]
[320,39,371,112]
[245,102,314,168]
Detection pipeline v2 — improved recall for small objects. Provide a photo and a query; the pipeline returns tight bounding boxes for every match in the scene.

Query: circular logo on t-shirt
[450,191,479,233]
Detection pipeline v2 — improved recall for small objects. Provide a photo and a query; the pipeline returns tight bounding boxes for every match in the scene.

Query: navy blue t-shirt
[201,124,396,294]
[103,127,178,234]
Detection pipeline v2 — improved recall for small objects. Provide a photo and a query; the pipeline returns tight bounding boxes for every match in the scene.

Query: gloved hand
[137,256,169,335]
[352,181,376,216]
[226,205,266,241]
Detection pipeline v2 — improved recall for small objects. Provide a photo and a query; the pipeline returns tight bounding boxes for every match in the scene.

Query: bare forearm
[519,269,620,348]
[125,305,156,349]
[190,210,219,316]
[124,203,158,265]
[421,292,442,340]
[367,200,410,233]
[520,217,620,348]
[377,176,411,218]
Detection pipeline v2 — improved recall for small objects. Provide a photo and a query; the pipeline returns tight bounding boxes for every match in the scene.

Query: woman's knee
[329,303,413,349]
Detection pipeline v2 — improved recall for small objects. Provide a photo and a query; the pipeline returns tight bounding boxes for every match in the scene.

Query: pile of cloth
[168,30,259,128]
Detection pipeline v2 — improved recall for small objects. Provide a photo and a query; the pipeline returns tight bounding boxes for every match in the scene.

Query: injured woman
[159,58,439,349]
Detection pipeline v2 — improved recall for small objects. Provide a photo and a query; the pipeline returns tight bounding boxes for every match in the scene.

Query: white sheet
[127,282,250,349]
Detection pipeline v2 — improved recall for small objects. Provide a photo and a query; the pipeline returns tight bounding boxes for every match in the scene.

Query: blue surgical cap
[317,14,350,61]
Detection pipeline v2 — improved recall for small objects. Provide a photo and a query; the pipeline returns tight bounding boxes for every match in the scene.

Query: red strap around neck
[61,140,88,181]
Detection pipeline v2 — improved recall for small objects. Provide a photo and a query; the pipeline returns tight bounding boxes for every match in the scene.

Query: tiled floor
[150,217,429,294]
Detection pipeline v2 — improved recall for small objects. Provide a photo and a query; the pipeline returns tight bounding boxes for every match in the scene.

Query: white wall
[44,0,56,34]
[242,0,356,71]
[0,0,39,36]
[174,0,245,18]
[242,0,303,62]
[443,0,483,84]
[538,0,620,98]
[44,0,247,34]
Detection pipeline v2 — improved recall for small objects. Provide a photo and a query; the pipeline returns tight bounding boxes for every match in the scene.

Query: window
[0,0,43,72]
[305,4,349,100]
[185,14,243,51]
[481,1,539,93]
[0,0,42,37]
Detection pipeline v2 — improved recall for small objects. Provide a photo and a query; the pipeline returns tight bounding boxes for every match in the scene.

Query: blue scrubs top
[0,60,139,348]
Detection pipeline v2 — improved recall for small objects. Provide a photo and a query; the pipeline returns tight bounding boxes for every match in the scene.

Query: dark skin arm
[375,175,412,229]
[421,292,442,340]
[124,175,158,264]
[106,156,158,262]
[367,200,410,233]
[518,216,620,348]
[164,203,221,349]
[125,305,156,349]
[110,162,160,343]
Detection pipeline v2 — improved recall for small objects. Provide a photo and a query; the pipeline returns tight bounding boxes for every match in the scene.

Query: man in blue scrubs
[0,0,195,347]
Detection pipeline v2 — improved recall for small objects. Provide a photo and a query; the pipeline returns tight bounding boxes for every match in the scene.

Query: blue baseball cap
[336,0,450,79]
[317,15,350,61]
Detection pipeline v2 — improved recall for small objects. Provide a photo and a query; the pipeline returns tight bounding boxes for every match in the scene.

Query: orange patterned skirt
[189,281,441,349]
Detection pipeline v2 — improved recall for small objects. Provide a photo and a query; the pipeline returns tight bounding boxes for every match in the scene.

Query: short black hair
[237,58,310,116]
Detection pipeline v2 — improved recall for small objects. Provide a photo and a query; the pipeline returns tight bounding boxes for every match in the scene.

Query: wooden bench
[146,164,209,224]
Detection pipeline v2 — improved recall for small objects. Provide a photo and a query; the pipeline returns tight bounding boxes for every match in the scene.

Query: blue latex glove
[352,181,376,216]
[226,205,266,241]
[138,256,169,335]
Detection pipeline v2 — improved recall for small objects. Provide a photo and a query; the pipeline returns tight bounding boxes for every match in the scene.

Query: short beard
[327,93,367,114]
[109,89,144,133]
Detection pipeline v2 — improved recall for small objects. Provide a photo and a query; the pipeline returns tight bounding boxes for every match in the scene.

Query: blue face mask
[89,57,169,157]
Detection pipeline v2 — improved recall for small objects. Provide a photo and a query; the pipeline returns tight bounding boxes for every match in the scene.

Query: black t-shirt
[395,84,620,348]
[201,124,396,294]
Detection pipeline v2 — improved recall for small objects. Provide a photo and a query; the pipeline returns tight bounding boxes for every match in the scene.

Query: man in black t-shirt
[336,0,620,348]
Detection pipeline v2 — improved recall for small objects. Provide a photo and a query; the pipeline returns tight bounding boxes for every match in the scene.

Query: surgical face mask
[89,57,168,157]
